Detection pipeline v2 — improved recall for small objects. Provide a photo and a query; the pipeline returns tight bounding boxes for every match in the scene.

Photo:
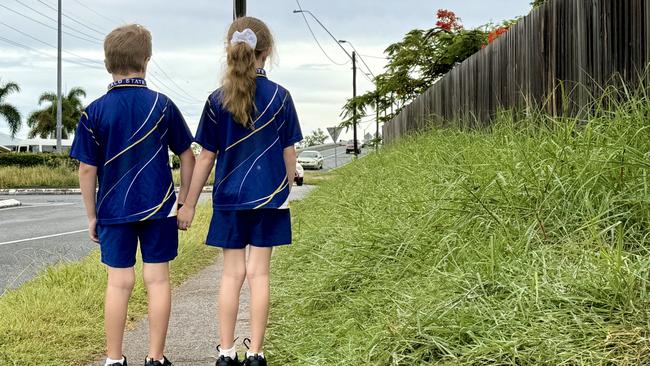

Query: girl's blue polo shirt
[70,78,193,225]
[195,69,303,211]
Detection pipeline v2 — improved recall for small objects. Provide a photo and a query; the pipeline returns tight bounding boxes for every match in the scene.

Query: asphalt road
[303,144,368,171]
[0,186,314,295]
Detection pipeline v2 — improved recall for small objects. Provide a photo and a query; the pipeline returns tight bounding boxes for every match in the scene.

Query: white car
[295,162,304,186]
[297,150,324,170]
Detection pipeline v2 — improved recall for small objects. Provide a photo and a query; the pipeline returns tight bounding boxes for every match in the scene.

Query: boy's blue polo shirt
[70,78,193,225]
[195,69,303,211]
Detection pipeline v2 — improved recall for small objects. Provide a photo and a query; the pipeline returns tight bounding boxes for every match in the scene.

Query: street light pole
[56,0,62,152]
[352,51,358,157]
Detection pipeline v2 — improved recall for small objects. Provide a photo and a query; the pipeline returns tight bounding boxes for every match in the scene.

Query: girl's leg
[105,266,136,360]
[142,262,172,360]
[246,246,273,353]
[219,248,247,349]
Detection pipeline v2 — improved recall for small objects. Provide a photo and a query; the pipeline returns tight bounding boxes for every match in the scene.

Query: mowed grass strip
[267,100,650,365]
[0,203,216,365]
[0,165,78,188]
[0,167,213,189]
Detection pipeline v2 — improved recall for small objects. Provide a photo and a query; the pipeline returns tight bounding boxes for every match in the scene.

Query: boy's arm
[78,162,99,242]
[284,145,297,193]
[177,149,216,230]
[177,148,196,205]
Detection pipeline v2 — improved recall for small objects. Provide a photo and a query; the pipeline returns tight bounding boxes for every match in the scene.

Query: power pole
[56,0,62,152]
[233,0,246,19]
[352,51,358,157]
[375,92,379,150]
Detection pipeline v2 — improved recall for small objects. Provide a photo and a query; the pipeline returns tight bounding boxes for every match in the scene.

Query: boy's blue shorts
[97,217,178,268]
[206,209,291,249]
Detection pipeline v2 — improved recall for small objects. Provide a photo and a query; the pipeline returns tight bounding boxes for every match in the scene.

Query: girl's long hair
[221,17,274,128]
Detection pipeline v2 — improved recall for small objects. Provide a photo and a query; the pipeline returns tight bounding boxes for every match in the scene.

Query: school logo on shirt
[108,78,148,91]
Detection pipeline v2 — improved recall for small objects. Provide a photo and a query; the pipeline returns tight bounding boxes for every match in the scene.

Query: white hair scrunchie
[230,28,258,49]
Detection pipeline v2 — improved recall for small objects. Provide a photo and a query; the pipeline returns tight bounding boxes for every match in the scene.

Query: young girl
[177,17,302,366]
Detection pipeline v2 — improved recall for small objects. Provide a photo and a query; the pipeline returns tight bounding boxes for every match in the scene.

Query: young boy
[70,24,195,366]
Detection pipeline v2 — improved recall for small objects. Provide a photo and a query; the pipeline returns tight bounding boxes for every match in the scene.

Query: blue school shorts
[97,217,179,268]
[206,209,292,249]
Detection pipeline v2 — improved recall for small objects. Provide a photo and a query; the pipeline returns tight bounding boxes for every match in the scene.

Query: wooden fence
[383,0,650,143]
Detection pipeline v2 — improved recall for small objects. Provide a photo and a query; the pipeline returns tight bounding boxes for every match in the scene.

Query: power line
[0,35,103,69]
[13,0,103,42]
[71,0,125,27]
[148,71,200,104]
[0,3,100,44]
[37,0,106,37]
[295,0,349,66]
[151,59,201,101]
[0,21,103,66]
[360,54,389,60]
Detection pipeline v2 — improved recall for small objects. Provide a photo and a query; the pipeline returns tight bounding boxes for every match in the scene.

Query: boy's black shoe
[108,356,127,366]
[144,356,172,366]
[215,355,241,366]
[243,354,267,366]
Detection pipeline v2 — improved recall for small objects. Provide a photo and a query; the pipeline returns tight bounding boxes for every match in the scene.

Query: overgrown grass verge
[0,166,78,188]
[268,99,650,365]
[0,203,216,365]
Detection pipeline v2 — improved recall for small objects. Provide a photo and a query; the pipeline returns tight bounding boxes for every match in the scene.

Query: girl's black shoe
[215,355,241,366]
[243,354,267,366]
[144,356,172,366]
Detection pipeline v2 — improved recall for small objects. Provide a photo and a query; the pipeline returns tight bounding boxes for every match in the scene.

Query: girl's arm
[78,162,99,242]
[283,145,297,192]
[177,149,216,230]
[177,148,196,205]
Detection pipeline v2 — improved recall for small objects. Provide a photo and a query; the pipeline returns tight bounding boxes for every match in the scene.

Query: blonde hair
[104,24,152,75]
[221,17,274,128]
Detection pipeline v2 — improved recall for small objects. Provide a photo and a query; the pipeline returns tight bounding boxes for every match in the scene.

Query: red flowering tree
[487,27,509,44]
[435,9,462,32]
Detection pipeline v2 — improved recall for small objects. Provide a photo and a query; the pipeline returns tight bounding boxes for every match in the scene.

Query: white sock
[105,356,125,366]
[246,351,265,359]
[219,345,237,359]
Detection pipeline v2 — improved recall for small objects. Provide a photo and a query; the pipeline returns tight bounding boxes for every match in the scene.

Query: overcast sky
[0,0,532,141]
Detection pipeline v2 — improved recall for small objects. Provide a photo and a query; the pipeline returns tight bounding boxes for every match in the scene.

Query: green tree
[303,128,328,147]
[341,9,490,129]
[27,87,86,139]
[0,81,22,138]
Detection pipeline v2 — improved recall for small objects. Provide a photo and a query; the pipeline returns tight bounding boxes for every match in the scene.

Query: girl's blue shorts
[97,216,178,268]
[206,209,292,249]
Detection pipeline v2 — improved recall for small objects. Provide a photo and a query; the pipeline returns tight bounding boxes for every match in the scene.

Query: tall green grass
[267,97,650,365]
[0,203,216,365]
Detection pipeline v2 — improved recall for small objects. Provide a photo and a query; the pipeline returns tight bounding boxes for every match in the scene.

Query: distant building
[0,132,72,153]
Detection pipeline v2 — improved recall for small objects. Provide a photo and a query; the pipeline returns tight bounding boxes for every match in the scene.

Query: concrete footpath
[90,185,315,366]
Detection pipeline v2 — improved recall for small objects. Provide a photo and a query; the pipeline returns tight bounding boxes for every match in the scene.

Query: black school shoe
[144,356,172,366]
[243,354,267,366]
[215,355,241,366]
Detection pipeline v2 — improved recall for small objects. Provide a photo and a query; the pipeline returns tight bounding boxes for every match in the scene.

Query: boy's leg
[245,246,273,353]
[138,217,179,360]
[219,248,247,349]
[143,262,171,360]
[105,266,136,360]
[98,222,138,361]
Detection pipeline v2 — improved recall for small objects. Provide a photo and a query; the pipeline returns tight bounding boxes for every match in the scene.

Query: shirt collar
[256,68,267,78]
[108,78,147,91]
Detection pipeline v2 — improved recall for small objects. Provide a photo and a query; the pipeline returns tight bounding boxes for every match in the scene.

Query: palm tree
[0,81,22,138]
[27,87,86,139]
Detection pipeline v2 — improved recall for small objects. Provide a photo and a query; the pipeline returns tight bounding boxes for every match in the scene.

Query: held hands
[177,205,195,231]
[88,218,99,243]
